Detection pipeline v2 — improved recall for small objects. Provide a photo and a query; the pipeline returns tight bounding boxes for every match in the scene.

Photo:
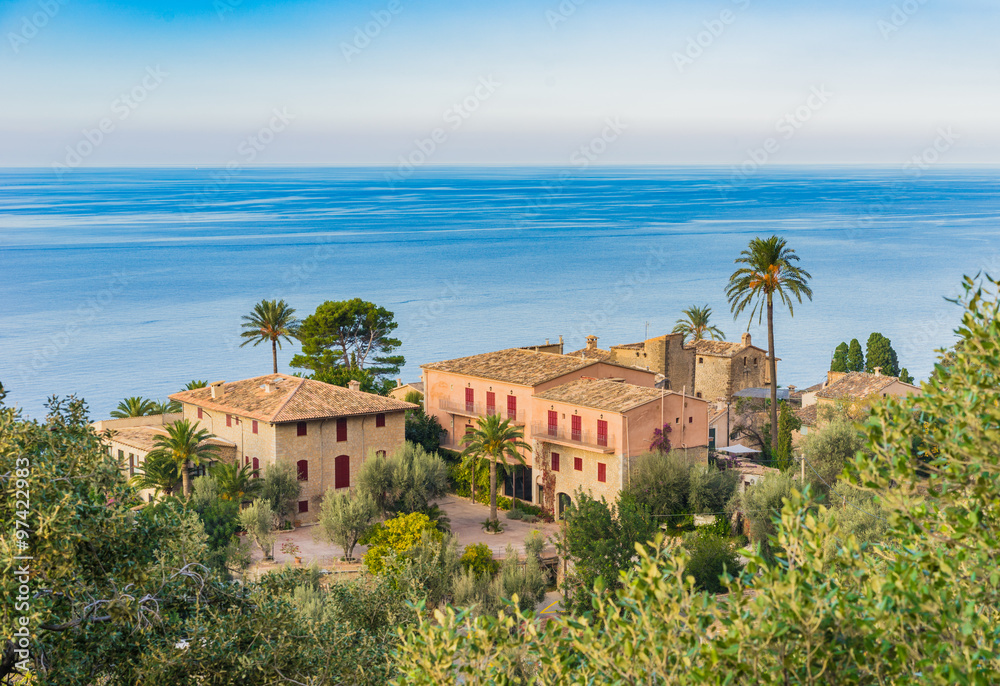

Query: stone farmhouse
[794,368,921,439]
[165,375,415,522]
[568,332,774,402]
[421,348,709,518]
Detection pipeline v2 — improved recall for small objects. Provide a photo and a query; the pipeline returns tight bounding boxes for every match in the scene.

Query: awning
[715,444,760,454]
[732,387,790,400]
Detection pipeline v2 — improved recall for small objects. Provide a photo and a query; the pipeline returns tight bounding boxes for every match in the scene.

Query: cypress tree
[866,332,900,376]
[899,368,914,384]
[846,339,865,372]
[830,342,848,372]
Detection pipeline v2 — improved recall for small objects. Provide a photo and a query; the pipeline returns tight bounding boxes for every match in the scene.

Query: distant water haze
[1,166,997,419]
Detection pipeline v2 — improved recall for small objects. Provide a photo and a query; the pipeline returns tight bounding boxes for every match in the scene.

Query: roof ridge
[267,376,307,423]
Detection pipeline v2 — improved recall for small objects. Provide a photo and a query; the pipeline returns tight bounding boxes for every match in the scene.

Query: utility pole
[801,453,805,484]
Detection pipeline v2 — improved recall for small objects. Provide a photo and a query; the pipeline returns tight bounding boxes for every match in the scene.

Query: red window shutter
[297,500,308,514]
[597,462,607,483]
[335,455,350,489]
[252,457,259,476]
[548,410,558,436]
[507,395,517,420]
[252,420,258,434]
[297,421,307,436]
[336,418,347,442]
[574,457,583,472]
[486,392,496,416]
[375,413,386,427]
[197,407,203,419]
[597,420,608,447]
[226,414,232,428]
[465,387,475,412]
[551,452,560,472]
[296,459,308,481]
[571,415,582,441]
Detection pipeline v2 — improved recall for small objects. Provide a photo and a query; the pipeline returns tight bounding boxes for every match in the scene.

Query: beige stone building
[388,380,424,402]
[810,369,921,413]
[168,374,415,522]
[569,332,775,402]
[422,347,709,518]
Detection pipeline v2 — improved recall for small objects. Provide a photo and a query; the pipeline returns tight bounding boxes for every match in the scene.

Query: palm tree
[129,451,181,498]
[145,419,220,498]
[111,396,156,419]
[672,305,726,342]
[726,235,812,447]
[461,414,531,525]
[240,299,299,374]
[184,380,208,390]
[150,399,182,415]
[211,460,262,503]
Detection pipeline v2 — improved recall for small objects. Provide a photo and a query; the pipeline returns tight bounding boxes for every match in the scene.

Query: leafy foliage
[258,461,301,522]
[800,415,868,496]
[672,304,725,341]
[145,418,220,497]
[648,422,672,454]
[846,337,865,372]
[239,499,277,559]
[210,459,262,502]
[239,298,299,374]
[460,414,530,524]
[405,408,445,454]
[830,341,848,372]
[865,331,900,376]
[110,395,157,418]
[357,442,449,517]
[460,543,499,578]
[362,512,439,575]
[318,488,377,560]
[680,529,743,594]
[772,401,800,471]
[726,468,796,562]
[128,449,180,497]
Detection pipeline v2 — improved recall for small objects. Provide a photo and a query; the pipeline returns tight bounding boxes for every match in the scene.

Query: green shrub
[363,512,440,574]
[460,543,499,578]
[505,507,524,520]
[680,530,743,594]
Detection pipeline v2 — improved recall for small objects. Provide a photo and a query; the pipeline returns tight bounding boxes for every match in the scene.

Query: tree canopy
[865,331,900,376]
[830,341,848,372]
[239,298,299,374]
[846,338,865,372]
[672,304,725,341]
[290,298,404,394]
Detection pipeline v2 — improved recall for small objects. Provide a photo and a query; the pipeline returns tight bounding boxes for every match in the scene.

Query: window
[252,420,258,434]
[197,407,203,419]
[744,356,748,365]
[117,449,124,461]
[465,387,475,413]
[507,395,517,420]
[709,427,717,451]
[597,419,608,447]
[699,357,704,364]
[574,457,583,472]
[551,452,560,472]
[336,418,347,442]
[226,414,232,427]
[251,457,260,475]
[547,410,558,436]
[754,357,758,366]
[376,450,386,458]
[597,462,607,483]
[571,415,582,441]
[375,413,385,427]
[675,417,680,423]
[296,459,309,481]
[486,391,496,416]
[298,500,309,514]
[689,416,693,423]
[696,392,702,398]
[335,455,350,489]
[128,454,135,477]
[297,421,307,436]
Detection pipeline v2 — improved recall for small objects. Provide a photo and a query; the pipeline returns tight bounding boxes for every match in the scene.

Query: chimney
[545,339,550,345]
[741,332,751,347]
[826,370,846,386]
[209,381,225,399]
[348,379,361,392]
[873,367,882,376]
[396,378,403,387]
[262,379,275,393]
[586,335,598,351]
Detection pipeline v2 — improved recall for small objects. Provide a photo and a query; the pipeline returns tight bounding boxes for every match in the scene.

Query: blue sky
[1,0,998,166]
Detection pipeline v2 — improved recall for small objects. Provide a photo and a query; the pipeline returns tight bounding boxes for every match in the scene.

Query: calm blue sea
[1,166,998,420]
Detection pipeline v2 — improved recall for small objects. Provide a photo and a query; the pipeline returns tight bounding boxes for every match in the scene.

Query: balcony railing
[437,398,525,424]
[530,423,616,452]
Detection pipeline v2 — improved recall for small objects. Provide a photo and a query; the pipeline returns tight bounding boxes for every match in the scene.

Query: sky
[1,0,999,166]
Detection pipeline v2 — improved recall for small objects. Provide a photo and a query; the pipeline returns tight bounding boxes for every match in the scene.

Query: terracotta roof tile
[814,372,904,400]
[565,346,617,362]
[423,348,600,386]
[794,404,818,426]
[687,339,777,360]
[535,378,674,413]
[169,374,416,424]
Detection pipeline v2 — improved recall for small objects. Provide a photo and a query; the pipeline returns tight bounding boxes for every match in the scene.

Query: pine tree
[899,368,914,384]
[846,339,865,372]
[830,342,848,372]
[866,332,900,376]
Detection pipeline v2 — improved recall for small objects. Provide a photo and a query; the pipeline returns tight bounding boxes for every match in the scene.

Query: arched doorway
[557,492,572,519]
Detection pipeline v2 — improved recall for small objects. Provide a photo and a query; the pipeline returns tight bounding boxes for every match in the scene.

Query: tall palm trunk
[470,456,476,504]
[489,458,498,523]
[766,294,778,449]
[182,460,192,498]
[271,339,278,374]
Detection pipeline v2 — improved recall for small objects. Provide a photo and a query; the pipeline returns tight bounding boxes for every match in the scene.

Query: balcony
[529,423,616,454]
[437,398,525,424]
